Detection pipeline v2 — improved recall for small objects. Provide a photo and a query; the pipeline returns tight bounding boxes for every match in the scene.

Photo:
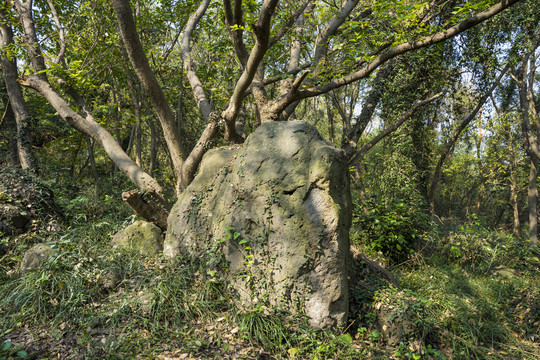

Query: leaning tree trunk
[13,0,173,229]
[0,15,34,170]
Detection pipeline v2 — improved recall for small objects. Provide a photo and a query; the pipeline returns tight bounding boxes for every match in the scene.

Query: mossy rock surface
[20,243,57,272]
[112,220,163,256]
[165,121,352,329]
[0,167,63,236]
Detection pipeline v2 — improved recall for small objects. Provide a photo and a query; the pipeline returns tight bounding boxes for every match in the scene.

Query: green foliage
[353,195,430,264]
[0,341,27,360]
[435,216,539,274]
[397,224,540,359]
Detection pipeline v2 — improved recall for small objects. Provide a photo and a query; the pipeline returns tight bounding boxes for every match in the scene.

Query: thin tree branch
[342,61,393,154]
[161,28,182,62]
[181,0,214,119]
[428,61,511,206]
[45,0,66,64]
[349,92,443,165]
[296,0,522,101]
[269,0,312,47]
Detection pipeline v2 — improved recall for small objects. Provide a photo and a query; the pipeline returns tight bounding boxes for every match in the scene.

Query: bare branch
[181,0,214,119]
[349,92,443,165]
[428,61,512,206]
[45,0,66,64]
[221,0,280,142]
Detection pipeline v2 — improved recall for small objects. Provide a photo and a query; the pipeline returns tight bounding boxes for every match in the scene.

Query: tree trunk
[518,46,539,245]
[428,63,510,213]
[5,106,20,166]
[510,160,521,238]
[122,189,171,230]
[325,96,335,143]
[86,137,99,183]
[341,61,393,157]
[147,116,158,174]
[135,122,142,167]
[0,17,34,170]
[528,158,538,244]
[112,0,186,191]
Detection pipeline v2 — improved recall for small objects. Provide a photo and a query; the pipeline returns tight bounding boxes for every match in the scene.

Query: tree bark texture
[0,15,34,170]
[122,189,171,230]
[112,0,186,185]
[528,158,538,244]
[510,159,521,238]
[519,46,539,245]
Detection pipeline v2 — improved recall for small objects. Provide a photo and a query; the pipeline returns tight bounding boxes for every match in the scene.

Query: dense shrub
[352,195,430,264]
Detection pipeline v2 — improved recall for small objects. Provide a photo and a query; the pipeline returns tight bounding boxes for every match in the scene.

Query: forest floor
[1,184,539,360]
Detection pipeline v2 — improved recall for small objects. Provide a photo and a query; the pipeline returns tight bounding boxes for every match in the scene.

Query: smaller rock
[112,220,163,256]
[100,268,122,290]
[135,291,154,314]
[494,265,516,278]
[20,243,56,272]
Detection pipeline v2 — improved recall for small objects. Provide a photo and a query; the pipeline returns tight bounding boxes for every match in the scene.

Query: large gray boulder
[164,121,352,329]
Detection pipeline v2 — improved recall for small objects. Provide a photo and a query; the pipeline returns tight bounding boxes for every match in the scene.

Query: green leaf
[335,333,353,344]
[288,347,298,355]
[16,350,28,358]
[2,342,12,351]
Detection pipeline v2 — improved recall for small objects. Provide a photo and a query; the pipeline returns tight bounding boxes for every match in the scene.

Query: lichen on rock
[164,121,352,329]
[20,243,57,272]
[112,220,163,256]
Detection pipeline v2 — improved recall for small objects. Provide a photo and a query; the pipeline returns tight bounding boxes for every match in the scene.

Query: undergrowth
[1,187,539,359]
